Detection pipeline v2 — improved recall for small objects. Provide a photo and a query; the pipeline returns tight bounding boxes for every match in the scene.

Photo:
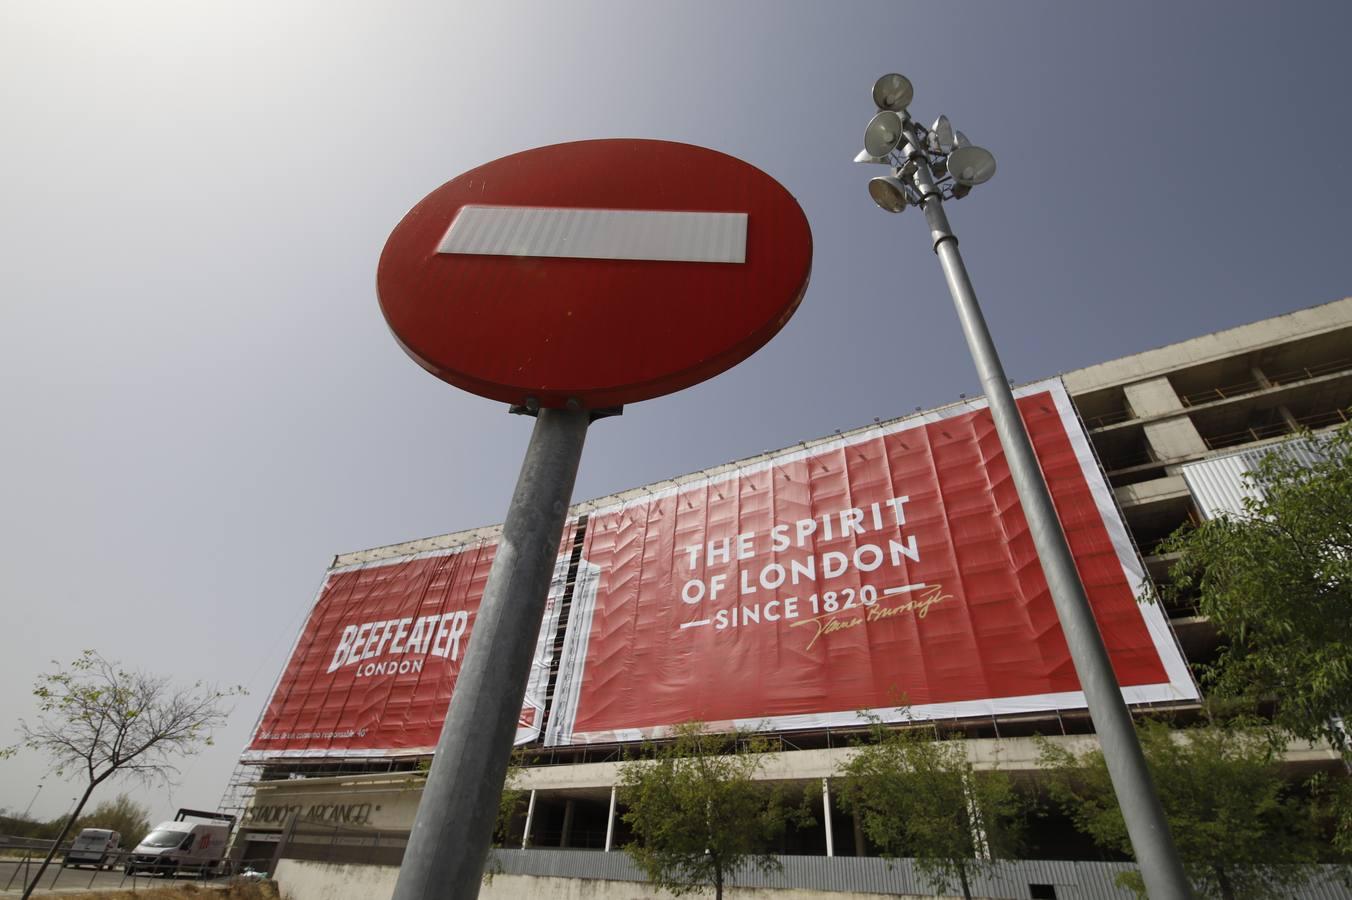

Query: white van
[63,828,121,869]
[125,820,230,877]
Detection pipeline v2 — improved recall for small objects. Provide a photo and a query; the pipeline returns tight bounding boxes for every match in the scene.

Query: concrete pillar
[1123,376,1210,462]
[1142,418,1211,459]
[604,787,617,852]
[1250,365,1300,431]
[521,790,537,849]
[1254,362,1308,432]
[1123,377,1187,417]
[821,778,834,857]
[560,799,575,849]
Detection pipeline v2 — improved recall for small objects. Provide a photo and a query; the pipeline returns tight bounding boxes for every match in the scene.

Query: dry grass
[46,882,282,900]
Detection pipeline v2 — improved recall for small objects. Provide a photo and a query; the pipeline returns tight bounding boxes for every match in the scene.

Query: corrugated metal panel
[1181,437,1328,520]
[486,850,1352,898]
[1182,452,1262,520]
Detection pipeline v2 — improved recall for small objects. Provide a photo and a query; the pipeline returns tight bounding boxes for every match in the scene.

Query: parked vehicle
[63,828,121,869]
[124,808,235,878]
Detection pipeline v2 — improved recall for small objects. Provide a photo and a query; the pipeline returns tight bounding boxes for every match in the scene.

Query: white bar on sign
[437,206,747,264]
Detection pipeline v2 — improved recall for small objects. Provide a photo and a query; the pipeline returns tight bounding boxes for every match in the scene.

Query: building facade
[224,296,1352,888]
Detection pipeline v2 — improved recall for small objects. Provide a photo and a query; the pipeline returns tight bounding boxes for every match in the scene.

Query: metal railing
[1084,408,1134,429]
[1200,407,1349,451]
[1179,357,1352,408]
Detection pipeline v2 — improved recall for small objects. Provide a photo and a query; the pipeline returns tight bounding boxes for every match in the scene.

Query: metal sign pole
[908,149,1192,898]
[391,407,591,900]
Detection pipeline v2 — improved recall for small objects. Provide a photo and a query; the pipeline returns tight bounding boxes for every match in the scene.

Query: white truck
[63,828,121,869]
[124,809,235,878]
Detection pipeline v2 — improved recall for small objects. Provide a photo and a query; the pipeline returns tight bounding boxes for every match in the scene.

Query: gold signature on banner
[789,584,952,652]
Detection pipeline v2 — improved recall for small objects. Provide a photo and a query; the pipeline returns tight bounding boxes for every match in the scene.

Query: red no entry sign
[377,139,813,408]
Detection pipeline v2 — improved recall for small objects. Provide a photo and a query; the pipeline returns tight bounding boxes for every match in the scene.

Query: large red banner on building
[244,539,570,759]
[544,380,1195,745]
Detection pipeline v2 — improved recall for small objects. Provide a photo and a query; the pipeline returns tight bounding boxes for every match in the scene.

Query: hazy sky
[3,0,1350,824]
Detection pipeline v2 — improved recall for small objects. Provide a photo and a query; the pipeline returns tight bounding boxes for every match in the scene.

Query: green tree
[74,792,152,849]
[13,650,244,900]
[1309,770,1352,859]
[618,723,810,899]
[835,717,1023,900]
[1159,421,1352,756]
[481,750,530,885]
[0,811,66,841]
[494,749,528,847]
[1039,718,1324,900]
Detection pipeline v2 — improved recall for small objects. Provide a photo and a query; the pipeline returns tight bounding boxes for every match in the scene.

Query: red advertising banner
[545,380,1195,745]
[244,538,571,760]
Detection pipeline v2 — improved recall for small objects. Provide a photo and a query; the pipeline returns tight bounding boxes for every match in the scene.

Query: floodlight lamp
[948,145,997,185]
[930,115,955,154]
[854,148,892,165]
[867,175,909,213]
[953,130,971,150]
[871,73,914,112]
[863,111,905,158]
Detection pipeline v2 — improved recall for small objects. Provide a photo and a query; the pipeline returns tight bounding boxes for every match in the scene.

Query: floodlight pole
[903,134,1193,899]
[392,406,591,900]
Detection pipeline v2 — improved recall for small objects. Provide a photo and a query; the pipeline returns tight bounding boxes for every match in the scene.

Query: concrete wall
[274,861,941,900]
[274,854,1352,900]
[246,774,425,830]
[275,858,399,899]
[481,876,926,900]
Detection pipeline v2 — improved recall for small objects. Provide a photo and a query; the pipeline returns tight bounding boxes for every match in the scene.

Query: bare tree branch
[14,650,245,900]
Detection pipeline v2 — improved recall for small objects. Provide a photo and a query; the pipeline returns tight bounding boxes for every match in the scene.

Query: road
[0,860,237,895]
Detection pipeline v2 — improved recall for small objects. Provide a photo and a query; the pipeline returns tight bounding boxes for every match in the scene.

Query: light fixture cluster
[854,73,996,212]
